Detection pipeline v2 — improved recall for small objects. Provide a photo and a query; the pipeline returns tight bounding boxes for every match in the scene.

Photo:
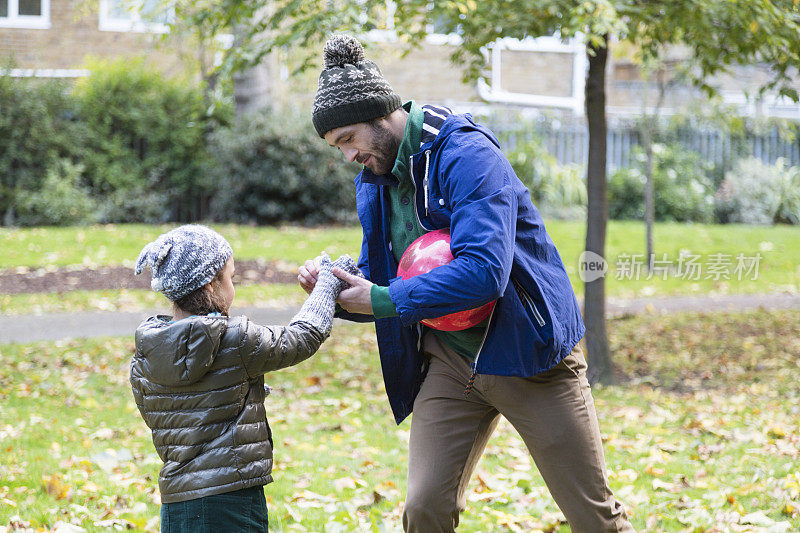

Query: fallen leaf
[51,522,86,533]
[644,464,665,476]
[333,477,356,492]
[42,473,72,500]
[652,479,674,491]
[740,510,774,526]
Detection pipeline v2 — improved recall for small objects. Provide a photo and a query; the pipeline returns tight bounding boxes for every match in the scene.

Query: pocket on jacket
[511,278,547,327]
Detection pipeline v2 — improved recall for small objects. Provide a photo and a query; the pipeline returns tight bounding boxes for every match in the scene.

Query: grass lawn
[0,224,364,271]
[2,222,799,308]
[1,310,798,531]
[1,285,309,316]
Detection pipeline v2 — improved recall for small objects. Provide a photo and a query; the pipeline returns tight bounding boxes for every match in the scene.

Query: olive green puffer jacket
[130,314,324,503]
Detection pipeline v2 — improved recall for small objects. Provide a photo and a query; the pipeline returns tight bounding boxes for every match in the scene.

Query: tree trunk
[584,35,612,385]
[232,24,271,117]
[645,75,668,269]
[233,62,271,117]
[644,129,655,269]
[3,205,14,227]
[3,168,15,226]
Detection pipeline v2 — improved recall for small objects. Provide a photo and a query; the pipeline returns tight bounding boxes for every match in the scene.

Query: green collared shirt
[369,101,487,361]
[371,100,426,318]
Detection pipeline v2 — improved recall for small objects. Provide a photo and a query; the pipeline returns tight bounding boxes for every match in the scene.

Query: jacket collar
[423,112,500,152]
[360,112,499,186]
[360,167,398,186]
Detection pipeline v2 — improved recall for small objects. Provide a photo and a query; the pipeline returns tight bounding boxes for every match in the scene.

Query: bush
[541,164,586,206]
[72,58,212,222]
[608,167,645,220]
[205,108,360,225]
[16,159,96,226]
[608,143,715,223]
[2,59,363,227]
[506,136,586,219]
[0,74,87,225]
[506,135,554,201]
[715,157,800,225]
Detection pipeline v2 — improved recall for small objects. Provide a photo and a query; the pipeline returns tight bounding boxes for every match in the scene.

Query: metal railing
[480,111,800,172]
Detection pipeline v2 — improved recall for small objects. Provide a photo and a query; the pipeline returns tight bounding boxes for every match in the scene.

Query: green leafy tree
[615,40,688,268]
[173,0,800,383]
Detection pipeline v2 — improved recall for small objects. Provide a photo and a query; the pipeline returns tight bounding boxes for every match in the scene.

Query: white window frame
[477,36,587,115]
[2,68,90,77]
[98,0,172,34]
[0,0,51,29]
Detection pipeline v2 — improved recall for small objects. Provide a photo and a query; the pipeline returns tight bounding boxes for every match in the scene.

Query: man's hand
[298,253,326,295]
[332,267,374,315]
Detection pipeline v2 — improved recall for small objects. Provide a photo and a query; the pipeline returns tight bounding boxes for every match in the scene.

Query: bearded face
[324,117,403,176]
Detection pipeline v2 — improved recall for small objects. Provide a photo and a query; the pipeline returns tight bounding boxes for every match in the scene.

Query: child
[131,224,355,532]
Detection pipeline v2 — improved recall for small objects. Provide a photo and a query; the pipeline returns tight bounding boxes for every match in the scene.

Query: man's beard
[366,120,402,175]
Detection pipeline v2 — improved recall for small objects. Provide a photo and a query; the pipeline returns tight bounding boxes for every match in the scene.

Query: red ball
[397,228,495,331]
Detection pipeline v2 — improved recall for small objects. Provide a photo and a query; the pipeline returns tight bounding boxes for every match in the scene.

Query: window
[478,36,587,114]
[0,0,50,29]
[99,0,172,33]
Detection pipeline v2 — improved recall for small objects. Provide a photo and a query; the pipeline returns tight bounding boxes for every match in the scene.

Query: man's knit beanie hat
[134,224,233,301]
[312,34,402,137]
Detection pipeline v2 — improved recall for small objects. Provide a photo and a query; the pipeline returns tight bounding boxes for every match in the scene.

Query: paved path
[0,306,300,344]
[604,293,800,316]
[1,294,799,344]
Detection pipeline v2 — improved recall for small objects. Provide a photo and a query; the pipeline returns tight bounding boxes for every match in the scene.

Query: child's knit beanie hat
[312,33,402,137]
[134,224,233,301]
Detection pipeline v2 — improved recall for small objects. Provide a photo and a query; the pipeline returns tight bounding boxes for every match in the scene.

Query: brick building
[2,0,797,120]
[0,0,190,77]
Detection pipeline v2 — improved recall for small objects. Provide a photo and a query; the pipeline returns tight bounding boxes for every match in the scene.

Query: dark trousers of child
[160,485,268,533]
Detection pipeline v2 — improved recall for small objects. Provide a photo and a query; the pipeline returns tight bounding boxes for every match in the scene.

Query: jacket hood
[134,315,227,386]
[427,113,501,152]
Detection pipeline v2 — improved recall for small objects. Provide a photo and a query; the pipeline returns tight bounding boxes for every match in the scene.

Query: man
[299,33,634,532]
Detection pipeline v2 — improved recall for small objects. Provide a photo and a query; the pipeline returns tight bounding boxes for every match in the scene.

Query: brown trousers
[402,334,634,533]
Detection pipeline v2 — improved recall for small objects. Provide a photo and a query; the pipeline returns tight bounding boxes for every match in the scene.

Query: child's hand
[291,253,348,337]
[297,252,328,294]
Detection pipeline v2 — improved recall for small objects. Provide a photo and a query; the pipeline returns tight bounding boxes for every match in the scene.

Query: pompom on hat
[312,34,403,137]
[134,224,233,301]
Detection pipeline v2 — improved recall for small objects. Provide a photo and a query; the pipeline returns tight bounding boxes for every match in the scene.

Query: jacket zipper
[464,303,497,397]
[512,278,546,327]
[423,150,431,216]
[411,147,487,396]
[409,152,432,230]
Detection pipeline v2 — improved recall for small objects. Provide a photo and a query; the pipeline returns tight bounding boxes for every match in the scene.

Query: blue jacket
[340,112,585,424]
